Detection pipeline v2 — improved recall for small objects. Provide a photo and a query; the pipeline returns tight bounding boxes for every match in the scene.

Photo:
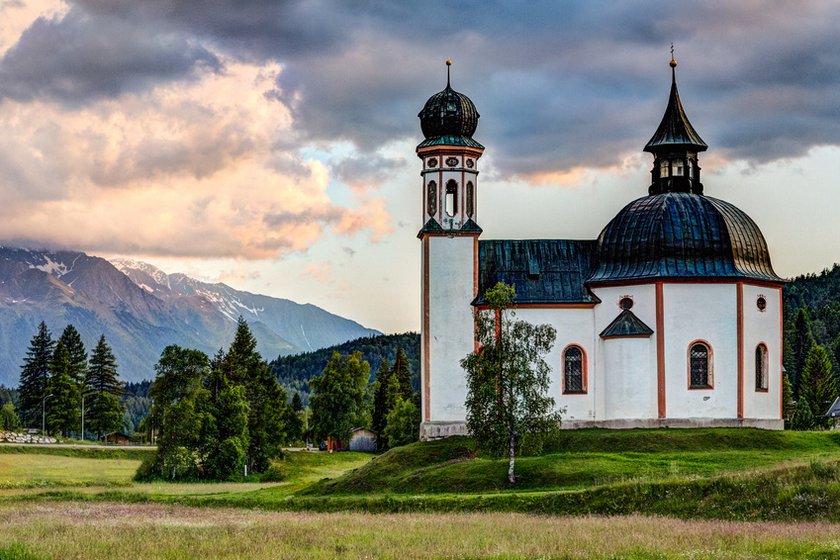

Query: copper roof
[588,193,781,284]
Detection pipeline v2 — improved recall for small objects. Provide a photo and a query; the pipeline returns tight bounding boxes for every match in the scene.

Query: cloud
[1,0,839,185]
[330,154,407,193]
[0,60,391,258]
[0,8,221,103]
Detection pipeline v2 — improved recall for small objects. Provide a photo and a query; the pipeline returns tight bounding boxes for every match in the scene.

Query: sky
[0,1,838,335]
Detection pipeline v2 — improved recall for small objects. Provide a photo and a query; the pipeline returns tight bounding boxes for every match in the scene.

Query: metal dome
[588,192,781,284]
[418,84,480,140]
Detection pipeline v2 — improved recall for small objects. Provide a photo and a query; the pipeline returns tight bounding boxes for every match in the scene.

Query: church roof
[599,309,654,339]
[588,192,782,284]
[473,240,599,306]
[644,60,707,153]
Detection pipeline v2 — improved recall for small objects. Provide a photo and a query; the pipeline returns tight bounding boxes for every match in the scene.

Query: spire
[644,49,707,153]
[446,58,452,89]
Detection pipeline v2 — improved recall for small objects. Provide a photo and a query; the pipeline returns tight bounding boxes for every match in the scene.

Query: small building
[104,432,132,445]
[349,428,377,452]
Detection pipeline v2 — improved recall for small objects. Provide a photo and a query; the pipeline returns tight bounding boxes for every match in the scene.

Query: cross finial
[669,43,677,68]
[446,58,452,88]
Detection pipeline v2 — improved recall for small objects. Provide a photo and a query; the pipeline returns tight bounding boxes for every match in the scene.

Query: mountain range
[0,246,380,386]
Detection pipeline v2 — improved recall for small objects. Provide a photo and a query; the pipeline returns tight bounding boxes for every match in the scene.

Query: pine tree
[291,392,304,412]
[46,341,80,437]
[370,358,391,445]
[791,308,816,398]
[18,322,55,429]
[222,318,287,472]
[392,348,414,401]
[58,325,88,391]
[790,397,815,431]
[799,344,833,418]
[85,335,124,439]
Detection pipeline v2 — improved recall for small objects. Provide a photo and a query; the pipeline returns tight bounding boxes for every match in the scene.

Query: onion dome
[588,192,781,284]
[417,59,482,149]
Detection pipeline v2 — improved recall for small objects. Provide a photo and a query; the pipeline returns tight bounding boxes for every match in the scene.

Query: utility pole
[41,393,52,435]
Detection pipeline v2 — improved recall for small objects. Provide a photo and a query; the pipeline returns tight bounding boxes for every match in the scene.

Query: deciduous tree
[309,351,369,446]
[461,282,559,485]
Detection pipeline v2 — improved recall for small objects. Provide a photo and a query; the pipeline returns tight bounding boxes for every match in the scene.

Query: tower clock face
[445,157,459,167]
[465,159,474,168]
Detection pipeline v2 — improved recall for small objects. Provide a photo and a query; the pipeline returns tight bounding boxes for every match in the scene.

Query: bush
[133,451,158,481]
[383,398,420,448]
[0,403,21,431]
[260,459,288,482]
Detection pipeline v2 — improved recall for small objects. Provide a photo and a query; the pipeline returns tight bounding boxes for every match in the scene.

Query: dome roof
[418,84,480,140]
[588,193,781,284]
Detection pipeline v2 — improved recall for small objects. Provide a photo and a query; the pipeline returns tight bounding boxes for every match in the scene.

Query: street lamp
[41,393,53,435]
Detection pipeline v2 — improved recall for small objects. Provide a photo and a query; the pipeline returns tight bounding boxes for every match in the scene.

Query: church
[416,57,785,440]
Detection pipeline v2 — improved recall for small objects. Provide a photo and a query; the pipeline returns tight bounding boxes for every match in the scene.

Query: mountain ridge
[0,246,380,385]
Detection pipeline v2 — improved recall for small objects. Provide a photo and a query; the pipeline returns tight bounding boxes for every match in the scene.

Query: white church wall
[742,284,783,420]
[602,337,656,419]
[515,307,596,421]
[427,235,476,422]
[663,283,738,418]
[591,284,658,420]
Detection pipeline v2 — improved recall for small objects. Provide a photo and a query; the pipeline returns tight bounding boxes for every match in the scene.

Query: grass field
[2,502,840,560]
[4,430,840,558]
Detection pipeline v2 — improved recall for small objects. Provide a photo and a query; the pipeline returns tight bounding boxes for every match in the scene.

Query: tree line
[8,322,124,439]
[783,264,840,429]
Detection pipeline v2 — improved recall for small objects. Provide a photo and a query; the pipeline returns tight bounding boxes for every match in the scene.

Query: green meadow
[4,429,840,559]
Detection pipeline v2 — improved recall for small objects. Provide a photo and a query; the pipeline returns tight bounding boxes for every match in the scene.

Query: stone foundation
[421,417,784,439]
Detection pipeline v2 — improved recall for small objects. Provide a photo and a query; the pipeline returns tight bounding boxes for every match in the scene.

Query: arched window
[660,160,670,178]
[687,158,694,178]
[755,344,768,391]
[466,182,474,218]
[445,180,458,217]
[688,342,712,389]
[563,345,586,394]
[427,181,437,217]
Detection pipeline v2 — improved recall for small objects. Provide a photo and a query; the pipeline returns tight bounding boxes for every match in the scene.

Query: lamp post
[41,393,53,435]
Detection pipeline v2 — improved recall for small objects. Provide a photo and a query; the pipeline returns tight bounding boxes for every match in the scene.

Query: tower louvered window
[427,181,437,216]
[564,346,585,394]
[689,343,711,388]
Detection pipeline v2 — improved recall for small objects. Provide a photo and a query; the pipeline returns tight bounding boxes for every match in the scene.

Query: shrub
[260,459,288,482]
[0,403,21,431]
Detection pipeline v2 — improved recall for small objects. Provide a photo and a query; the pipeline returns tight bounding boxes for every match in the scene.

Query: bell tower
[645,48,708,195]
[417,60,484,439]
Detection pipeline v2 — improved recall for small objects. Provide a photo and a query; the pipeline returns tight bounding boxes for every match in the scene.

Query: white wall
[516,307,596,421]
[427,235,476,422]
[663,283,738,418]
[602,337,656,419]
[592,285,658,419]
[742,284,783,419]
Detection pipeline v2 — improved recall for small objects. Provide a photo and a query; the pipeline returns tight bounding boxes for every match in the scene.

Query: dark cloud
[330,154,407,190]
[0,9,221,103]
[2,0,839,174]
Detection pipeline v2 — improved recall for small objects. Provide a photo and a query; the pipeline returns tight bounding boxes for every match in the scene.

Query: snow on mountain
[0,247,381,386]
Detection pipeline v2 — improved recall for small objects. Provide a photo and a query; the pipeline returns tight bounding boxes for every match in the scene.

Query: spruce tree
[791,308,816,398]
[18,322,55,428]
[800,345,833,417]
[392,348,414,401]
[85,335,124,439]
[371,358,392,445]
[58,325,88,390]
[222,318,287,472]
[203,367,249,480]
[47,341,80,437]
[291,392,304,412]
